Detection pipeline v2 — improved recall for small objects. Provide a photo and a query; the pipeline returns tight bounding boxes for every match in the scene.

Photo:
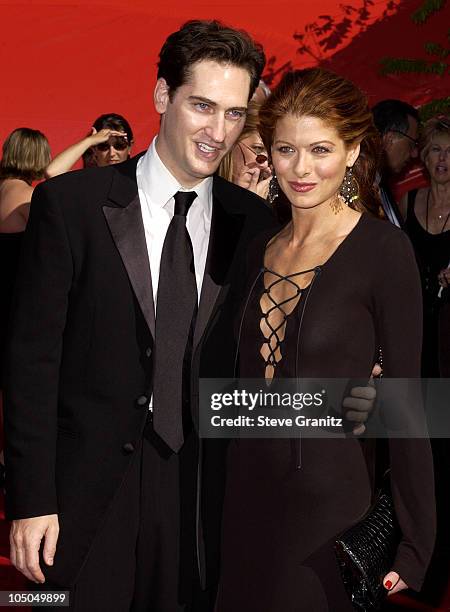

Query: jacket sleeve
[4,181,73,519]
[373,228,436,591]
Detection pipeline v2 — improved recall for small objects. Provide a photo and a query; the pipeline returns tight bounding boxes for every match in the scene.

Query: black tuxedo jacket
[4,154,276,588]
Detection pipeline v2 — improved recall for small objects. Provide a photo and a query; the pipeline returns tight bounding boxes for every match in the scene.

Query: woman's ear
[346,142,361,168]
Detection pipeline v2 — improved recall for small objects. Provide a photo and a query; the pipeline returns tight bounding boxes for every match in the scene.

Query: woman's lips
[288,181,317,193]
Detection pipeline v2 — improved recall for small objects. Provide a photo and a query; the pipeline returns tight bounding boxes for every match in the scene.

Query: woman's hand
[87,127,127,146]
[236,166,272,200]
[383,571,408,595]
[438,266,450,288]
[45,128,126,178]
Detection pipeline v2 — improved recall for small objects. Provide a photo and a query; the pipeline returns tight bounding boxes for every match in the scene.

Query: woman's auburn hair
[258,68,382,216]
[0,128,51,183]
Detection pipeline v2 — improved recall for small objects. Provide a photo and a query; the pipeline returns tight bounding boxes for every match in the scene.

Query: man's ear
[154,78,170,115]
[346,142,360,167]
[382,131,394,151]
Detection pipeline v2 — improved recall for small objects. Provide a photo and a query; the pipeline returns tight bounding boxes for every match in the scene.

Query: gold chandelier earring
[338,166,360,207]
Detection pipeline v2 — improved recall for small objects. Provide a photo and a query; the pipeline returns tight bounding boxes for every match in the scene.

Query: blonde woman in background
[0,128,51,479]
[218,102,272,200]
[0,128,50,231]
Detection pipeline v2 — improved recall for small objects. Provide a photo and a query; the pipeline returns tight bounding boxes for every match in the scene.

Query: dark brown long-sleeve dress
[216,214,436,611]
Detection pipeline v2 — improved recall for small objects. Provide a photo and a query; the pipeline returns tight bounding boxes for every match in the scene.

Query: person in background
[45,113,133,177]
[372,99,419,227]
[251,79,271,105]
[217,102,272,200]
[399,114,450,377]
[0,128,51,231]
[399,115,450,608]
[0,127,51,479]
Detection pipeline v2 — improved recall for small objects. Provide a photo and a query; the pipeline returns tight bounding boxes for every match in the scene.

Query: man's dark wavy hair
[372,99,419,136]
[157,20,265,101]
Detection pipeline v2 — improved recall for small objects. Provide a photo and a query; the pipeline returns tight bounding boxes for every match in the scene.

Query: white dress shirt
[136,137,213,310]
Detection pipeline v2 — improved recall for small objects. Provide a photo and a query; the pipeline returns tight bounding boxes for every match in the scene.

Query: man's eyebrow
[188,96,217,106]
[188,96,247,112]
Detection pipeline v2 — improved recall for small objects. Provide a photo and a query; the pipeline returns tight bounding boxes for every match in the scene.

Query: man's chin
[189,158,223,180]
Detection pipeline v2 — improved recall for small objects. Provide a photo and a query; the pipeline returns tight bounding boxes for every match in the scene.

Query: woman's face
[425,133,450,185]
[231,130,270,183]
[93,136,132,167]
[271,114,359,211]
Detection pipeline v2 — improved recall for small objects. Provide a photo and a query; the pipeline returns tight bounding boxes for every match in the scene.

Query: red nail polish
[385,580,392,590]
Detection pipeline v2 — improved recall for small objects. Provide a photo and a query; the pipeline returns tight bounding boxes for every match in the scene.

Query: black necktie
[152,191,198,452]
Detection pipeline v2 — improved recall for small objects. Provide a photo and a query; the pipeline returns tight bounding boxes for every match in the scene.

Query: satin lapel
[102,162,155,339]
[193,193,245,352]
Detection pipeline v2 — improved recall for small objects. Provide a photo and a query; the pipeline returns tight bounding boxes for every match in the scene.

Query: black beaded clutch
[334,478,401,611]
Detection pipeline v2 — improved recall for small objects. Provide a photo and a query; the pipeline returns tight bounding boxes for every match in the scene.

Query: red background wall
[1,0,449,159]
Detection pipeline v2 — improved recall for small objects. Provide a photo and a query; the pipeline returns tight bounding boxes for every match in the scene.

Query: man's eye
[195,103,210,111]
[227,109,245,120]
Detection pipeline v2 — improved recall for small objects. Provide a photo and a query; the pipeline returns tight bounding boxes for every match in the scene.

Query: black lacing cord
[232,265,322,463]
[260,271,305,372]
[260,267,318,376]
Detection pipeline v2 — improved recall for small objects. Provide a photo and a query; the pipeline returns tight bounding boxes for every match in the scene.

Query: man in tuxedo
[372,99,420,227]
[5,20,376,612]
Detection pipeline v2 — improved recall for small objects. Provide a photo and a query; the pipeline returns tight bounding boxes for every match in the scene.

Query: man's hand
[10,514,59,583]
[344,364,382,435]
[438,266,450,289]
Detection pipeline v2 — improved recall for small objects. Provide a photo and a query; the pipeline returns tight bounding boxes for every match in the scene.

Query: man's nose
[205,114,226,143]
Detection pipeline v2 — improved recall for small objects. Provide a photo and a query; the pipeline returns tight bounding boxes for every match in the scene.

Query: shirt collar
[138,137,213,209]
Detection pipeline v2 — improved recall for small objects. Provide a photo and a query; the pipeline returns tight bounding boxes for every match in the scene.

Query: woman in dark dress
[0,128,51,473]
[216,69,436,611]
[399,116,450,604]
[400,114,450,377]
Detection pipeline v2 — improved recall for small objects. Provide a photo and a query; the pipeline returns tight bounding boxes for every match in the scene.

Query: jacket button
[145,347,152,357]
[122,442,135,454]
[136,395,148,407]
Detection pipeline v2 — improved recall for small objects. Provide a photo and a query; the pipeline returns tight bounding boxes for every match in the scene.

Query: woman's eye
[312,145,331,154]
[277,146,294,154]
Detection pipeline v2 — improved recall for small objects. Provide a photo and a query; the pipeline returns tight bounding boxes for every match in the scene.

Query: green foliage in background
[418,96,450,121]
[411,0,446,24]
[380,5,449,76]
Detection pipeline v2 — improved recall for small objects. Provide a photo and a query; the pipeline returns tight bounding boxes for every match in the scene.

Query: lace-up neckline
[259,266,315,380]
